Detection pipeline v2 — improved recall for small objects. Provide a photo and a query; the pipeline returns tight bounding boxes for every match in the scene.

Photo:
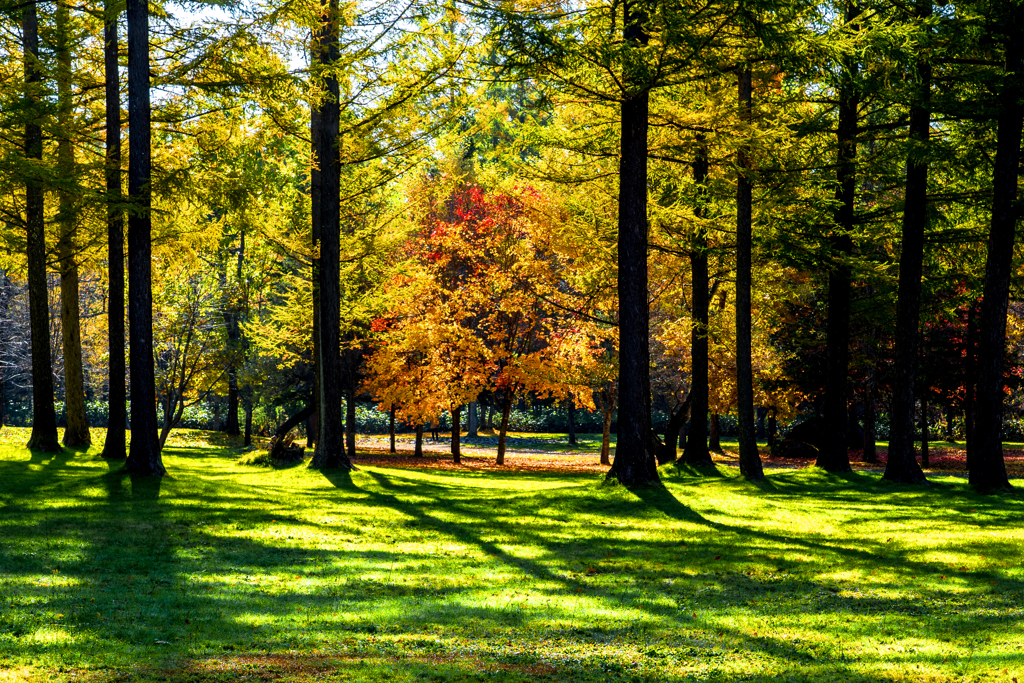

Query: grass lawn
[0,426,1022,682]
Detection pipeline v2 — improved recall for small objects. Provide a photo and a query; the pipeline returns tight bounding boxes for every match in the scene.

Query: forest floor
[0,426,1022,682]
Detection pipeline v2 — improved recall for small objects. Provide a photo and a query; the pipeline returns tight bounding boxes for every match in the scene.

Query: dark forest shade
[679,137,711,468]
[884,0,931,485]
[101,0,126,460]
[971,10,1022,493]
[735,67,764,482]
[124,0,165,476]
[309,0,352,471]
[23,0,60,453]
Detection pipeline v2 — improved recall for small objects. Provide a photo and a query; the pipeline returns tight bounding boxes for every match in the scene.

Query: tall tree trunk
[680,137,712,467]
[123,0,164,475]
[819,5,860,474]
[101,0,126,459]
[884,0,931,484]
[414,423,423,457]
[971,13,1022,493]
[609,6,656,486]
[451,405,461,464]
[662,394,690,464]
[56,0,90,449]
[389,405,396,453]
[23,0,61,452]
[944,403,955,442]
[309,0,350,470]
[735,67,763,481]
[708,412,722,453]
[0,272,8,428]
[497,393,512,465]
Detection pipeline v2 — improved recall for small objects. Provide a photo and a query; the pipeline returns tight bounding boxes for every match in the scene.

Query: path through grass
[0,427,1022,682]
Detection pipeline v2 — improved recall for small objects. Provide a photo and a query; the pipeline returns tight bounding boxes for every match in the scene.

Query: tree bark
[451,405,462,464]
[708,412,722,453]
[389,405,396,453]
[414,423,423,457]
[243,393,253,447]
[101,0,126,459]
[124,0,164,475]
[971,12,1022,493]
[608,2,657,486]
[735,68,764,481]
[55,0,90,449]
[964,301,977,469]
[23,0,61,452]
[680,136,712,468]
[567,399,576,445]
[309,0,350,470]
[662,393,691,464]
[497,393,512,465]
[468,400,478,437]
[269,402,316,461]
[819,6,859,474]
[599,384,614,466]
[884,0,931,484]
[345,371,356,458]
[970,29,1019,491]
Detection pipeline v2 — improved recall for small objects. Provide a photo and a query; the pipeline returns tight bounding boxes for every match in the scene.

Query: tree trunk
[269,402,316,461]
[767,409,778,450]
[0,272,8,428]
[389,405,396,453]
[414,423,423,457]
[468,400,478,437]
[225,374,240,435]
[451,405,462,464]
[345,364,356,457]
[497,393,512,465]
[819,6,859,475]
[306,410,317,449]
[123,0,164,475]
[567,399,576,445]
[680,136,712,468]
[945,403,955,442]
[309,0,350,471]
[599,385,614,466]
[662,393,690,464]
[101,0,126,459]
[23,0,61,452]
[735,68,763,481]
[884,0,931,484]
[608,5,656,486]
[56,0,90,449]
[243,394,253,447]
[708,413,722,453]
[971,13,1021,493]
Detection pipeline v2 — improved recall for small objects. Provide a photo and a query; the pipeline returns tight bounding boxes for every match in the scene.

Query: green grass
[0,427,1023,682]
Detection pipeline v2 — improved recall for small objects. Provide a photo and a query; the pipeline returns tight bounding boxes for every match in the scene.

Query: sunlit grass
[0,425,1022,682]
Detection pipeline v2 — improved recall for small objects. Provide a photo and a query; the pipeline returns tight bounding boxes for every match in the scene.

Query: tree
[124,0,165,476]
[100,0,126,459]
[22,0,60,452]
[971,2,1023,493]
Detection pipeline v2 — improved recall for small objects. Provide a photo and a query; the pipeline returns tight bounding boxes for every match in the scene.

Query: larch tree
[22,0,60,452]
[124,0,165,476]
